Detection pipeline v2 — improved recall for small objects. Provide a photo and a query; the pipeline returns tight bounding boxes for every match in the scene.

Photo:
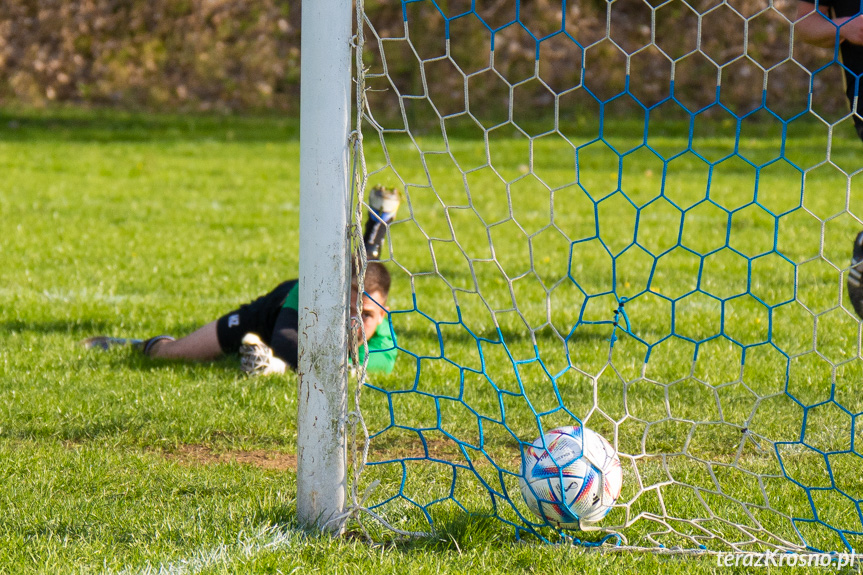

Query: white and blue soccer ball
[519,424,623,527]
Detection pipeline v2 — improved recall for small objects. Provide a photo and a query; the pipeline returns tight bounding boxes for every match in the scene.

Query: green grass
[1,107,861,572]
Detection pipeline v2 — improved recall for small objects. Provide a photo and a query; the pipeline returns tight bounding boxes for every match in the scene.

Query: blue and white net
[348,0,863,553]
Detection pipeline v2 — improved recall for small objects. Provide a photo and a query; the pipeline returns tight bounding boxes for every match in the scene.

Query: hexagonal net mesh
[345,0,863,553]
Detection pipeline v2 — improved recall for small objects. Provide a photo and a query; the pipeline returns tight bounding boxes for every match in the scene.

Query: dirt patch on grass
[155,436,520,472]
[162,444,297,471]
[366,433,522,469]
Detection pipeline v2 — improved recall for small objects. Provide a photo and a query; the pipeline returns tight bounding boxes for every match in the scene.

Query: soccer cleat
[239,333,287,376]
[849,230,863,319]
[363,185,401,260]
[80,336,143,350]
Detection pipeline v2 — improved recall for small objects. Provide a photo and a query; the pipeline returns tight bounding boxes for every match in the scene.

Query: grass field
[1,107,861,573]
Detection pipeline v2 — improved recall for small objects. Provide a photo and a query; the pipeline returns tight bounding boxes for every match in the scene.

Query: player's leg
[144,321,223,360]
[849,232,863,319]
[844,72,863,319]
[84,282,296,367]
[364,185,401,260]
[80,336,143,350]
[148,283,291,372]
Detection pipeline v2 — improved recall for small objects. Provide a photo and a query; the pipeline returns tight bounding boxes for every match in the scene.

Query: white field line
[116,525,306,575]
[0,287,228,305]
[37,289,229,305]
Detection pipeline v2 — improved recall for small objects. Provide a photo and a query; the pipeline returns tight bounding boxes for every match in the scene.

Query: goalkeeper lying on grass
[83,186,401,376]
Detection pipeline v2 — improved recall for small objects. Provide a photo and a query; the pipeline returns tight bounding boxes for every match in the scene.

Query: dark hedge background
[0,0,847,117]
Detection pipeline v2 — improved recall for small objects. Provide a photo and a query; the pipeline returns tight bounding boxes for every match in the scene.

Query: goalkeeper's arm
[795,1,863,48]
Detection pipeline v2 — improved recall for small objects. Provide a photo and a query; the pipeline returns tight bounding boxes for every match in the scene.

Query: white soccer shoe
[239,333,287,376]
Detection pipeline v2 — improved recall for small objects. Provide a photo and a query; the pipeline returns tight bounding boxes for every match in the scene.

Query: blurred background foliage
[0,0,301,111]
[0,0,847,117]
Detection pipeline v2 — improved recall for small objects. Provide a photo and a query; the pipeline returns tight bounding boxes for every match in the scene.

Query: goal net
[346,0,863,552]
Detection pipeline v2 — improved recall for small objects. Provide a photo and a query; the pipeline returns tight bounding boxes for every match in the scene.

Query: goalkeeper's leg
[142,321,222,360]
[80,336,143,350]
[848,231,863,319]
[82,325,221,360]
[364,185,400,260]
[847,109,863,318]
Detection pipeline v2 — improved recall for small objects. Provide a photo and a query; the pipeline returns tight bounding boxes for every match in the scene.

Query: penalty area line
[115,525,306,575]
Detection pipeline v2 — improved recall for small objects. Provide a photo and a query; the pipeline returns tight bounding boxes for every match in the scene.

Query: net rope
[344,0,863,553]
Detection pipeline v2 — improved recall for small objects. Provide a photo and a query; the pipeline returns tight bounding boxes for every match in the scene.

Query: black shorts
[216,280,298,354]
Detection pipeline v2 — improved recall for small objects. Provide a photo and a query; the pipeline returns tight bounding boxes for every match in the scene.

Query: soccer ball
[519,424,622,528]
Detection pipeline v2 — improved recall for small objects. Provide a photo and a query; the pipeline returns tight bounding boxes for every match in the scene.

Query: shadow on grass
[251,501,298,529]
[102,349,243,376]
[1,318,116,336]
[419,514,508,551]
[0,108,299,143]
[355,510,614,555]
[2,317,234,342]
[360,512,520,553]
[3,318,246,373]
[0,418,149,443]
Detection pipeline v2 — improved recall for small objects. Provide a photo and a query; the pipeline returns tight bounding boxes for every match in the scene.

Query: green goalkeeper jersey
[357,316,397,374]
[281,282,397,374]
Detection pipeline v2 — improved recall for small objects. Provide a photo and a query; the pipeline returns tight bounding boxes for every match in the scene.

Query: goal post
[296,0,353,534]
